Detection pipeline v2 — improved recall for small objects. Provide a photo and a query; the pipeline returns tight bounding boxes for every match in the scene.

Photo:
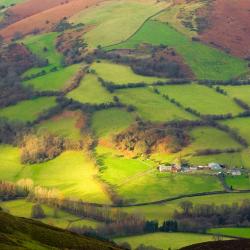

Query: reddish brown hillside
[199,0,250,58]
[0,0,103,40]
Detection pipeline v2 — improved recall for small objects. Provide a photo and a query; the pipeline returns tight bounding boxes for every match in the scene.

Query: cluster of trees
[194,147,241,156]
[0,179,33,200]
[114,121,189,155]
[198,79,250,86]
[174,200,250,233]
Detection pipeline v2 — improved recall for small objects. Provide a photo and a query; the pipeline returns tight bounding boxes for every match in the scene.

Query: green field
[91,108,135,138]
[226,175,250,190]
[115,232,224,250]
[36,110,83,140]
[115,87,196,122]
[0,199,79,229]
[208,228,250,239]
[91,61,165,85]
[221,117,250,144]
[220,85,250,106]
[182,126,242,156]
[67,74,114,104]
[157,83,243,116]
[108,20,248,80]
[121,193,250,222]
[70,0,168,47]
[24,64,81,91]
[69,218,103,229]
[0,97,57,123]
[22,32,63,76]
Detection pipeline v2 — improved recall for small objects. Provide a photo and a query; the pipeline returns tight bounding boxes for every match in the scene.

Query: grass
[69,218,103,229]
[67,74,114,104]
[108,20,248,80]
[157,83,243,116]
[36,110,84,141]
[17,151,111,203]
[0,199,78,229]
[182,126,242,155]
[221,117,250,144]
[23,64,81,92]
[91,61,166,85]
[115,87,196,122]
[114,232,225,250]
[70,0,168,47]
[0,96,57,123]
[121,193,250,222]
[225,175,250,190]
[219,85,250,106]
[21,32,63,76]
[208,228,250,239]
[91,108,135,138]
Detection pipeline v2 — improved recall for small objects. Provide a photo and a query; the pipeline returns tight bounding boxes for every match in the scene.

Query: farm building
[208,163,222,171]
[158,165,173,172]
[231,169,242,176]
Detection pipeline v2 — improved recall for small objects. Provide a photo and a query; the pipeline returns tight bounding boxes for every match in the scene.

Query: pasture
[36,110,84,141]
[91,61,165,85]
[17,151,111,203]
[115,87,196,122]
[121,193,250,222]
[67,74,114,104]
[91,108,135,138]
[219,85,250,106]
[0,199,79,229]
[21,32,63,76]
[0,96,57,123]
[70,0,168,47]
[24,64,81,91]
[114,232,222,250]
[208,228,250,239]
[109,20,248,80]
[182,126,242,155]
[157,83,243,116]
[225,175,250,190]
[221,117,250,144]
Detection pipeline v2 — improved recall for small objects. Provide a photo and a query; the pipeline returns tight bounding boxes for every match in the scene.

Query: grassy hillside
[0,210,121,250]
[208,228,250,239]
[108,20,248,80]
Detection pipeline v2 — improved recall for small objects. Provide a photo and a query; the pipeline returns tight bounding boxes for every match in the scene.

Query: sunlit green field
[91,61,165,85]
[208,228,250,239]
[91,108,135,138]
[114,232,225,250]
[21,32,63,76]
[157,84,243,116]
[70,0,169,47]
[67,74,114,104]
[24,64,81,91]
[36,110,83,140]
[221,117,250,144]
[220,85,250,106]
[109,20,248,80]
[225,175,250,190]
[0,97,57,123]
[115,87,196,122]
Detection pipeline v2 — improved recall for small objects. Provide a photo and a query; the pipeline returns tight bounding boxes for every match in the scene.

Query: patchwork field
[181,126,242,156]
[108,20,248,80]
[121,193,250,222]
[91,61,165,85]
[0,96,57,123]
[219,85,250,106]
[24,64,81,91]
[208,228,250,239]
[67,74,114,104]
[70,0,169,47]
[36,110,84,141]
[91,108,135,139]
[115,87,196,122]
[225,175,250,190]
[114,232,223,250]
[221,117,250,144]
[21,32,63,76]
[157,83,243,116]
